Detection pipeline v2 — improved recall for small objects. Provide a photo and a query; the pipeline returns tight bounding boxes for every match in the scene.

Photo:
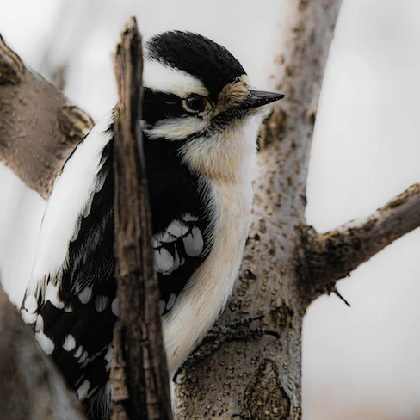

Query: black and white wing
[21,112,214,419]
[22,114,116,419]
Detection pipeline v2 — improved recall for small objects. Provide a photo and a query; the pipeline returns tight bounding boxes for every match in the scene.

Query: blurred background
[1,0,420,418]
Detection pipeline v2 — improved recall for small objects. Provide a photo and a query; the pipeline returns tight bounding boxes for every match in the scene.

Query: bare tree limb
[0,280,86,420]
[296,183,420,304]
[111,17,172,420]
[0,34,93,199]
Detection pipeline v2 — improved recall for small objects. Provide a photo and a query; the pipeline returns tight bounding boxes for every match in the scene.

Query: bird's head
[142,31,283,180]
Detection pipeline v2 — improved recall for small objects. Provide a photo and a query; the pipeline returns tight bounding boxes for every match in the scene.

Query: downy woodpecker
[22,31,283,420]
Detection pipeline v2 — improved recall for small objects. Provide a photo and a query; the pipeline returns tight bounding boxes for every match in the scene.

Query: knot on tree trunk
[0,34,23,84]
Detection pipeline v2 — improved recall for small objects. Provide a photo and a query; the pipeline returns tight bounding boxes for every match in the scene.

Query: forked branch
[297,183,420,303]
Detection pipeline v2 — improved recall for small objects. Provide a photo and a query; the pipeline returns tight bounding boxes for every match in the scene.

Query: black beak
[241,90,284,110]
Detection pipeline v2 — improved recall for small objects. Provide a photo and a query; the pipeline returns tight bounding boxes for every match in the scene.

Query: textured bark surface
[297,183,420,304]
[0,283,85,420]
[111,17,172,420]
[0,34,93,199]
[2,5,420,420]
[175,2,420,418]
[175,1,344,419]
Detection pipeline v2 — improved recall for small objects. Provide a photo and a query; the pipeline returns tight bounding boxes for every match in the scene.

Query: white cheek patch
[144,116,208,141]
[143,60,208,98]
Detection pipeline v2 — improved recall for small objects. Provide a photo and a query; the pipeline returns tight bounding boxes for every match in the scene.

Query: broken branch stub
[0,33,93,199]
[111,17,172,420]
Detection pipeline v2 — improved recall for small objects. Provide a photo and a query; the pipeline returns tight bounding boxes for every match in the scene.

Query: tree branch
[0,281,86,420]
[0,34,93,199]
[297,183,420,304]
[111,17,172,420]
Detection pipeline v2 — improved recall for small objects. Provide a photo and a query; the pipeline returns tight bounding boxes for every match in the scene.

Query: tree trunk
[174,2,420,419]
[174,1,341,418]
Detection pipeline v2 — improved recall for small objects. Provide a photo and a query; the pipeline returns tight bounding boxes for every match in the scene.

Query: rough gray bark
[0,282,86,420]
[174,1,381,419]
[111,17,173,420]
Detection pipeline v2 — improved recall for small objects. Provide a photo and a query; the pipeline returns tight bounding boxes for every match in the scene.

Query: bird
[21,30,283,420]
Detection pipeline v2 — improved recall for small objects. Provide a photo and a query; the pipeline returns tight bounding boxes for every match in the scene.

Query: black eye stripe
[143,89,210,129]
[143,88,185,126]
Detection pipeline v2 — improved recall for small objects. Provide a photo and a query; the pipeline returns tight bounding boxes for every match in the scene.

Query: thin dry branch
[0,282,85,420]
[111,17,172,420]
[297,183,420,304]
[0,34,93,199]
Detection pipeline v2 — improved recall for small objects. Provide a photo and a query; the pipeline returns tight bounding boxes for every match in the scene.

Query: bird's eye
[183,95,208,114]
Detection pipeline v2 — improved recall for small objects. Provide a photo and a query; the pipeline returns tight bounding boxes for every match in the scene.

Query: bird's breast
[162,154,255,378]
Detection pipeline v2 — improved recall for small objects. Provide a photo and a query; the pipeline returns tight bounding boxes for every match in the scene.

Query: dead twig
[111,16,172,420]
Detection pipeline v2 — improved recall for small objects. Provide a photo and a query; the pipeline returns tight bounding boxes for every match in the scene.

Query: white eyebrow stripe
[143,116,208,141]
[143,60,208,97]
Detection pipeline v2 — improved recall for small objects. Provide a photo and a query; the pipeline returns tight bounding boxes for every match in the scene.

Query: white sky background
[1,0,420,419]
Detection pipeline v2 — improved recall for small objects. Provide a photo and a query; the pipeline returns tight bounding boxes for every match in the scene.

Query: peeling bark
[111,17,172,420]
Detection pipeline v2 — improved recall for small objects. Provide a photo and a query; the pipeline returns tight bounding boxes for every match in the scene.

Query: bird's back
[22,112,215,419]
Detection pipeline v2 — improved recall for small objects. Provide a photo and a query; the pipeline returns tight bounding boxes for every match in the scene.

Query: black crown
[146,31,246,102]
